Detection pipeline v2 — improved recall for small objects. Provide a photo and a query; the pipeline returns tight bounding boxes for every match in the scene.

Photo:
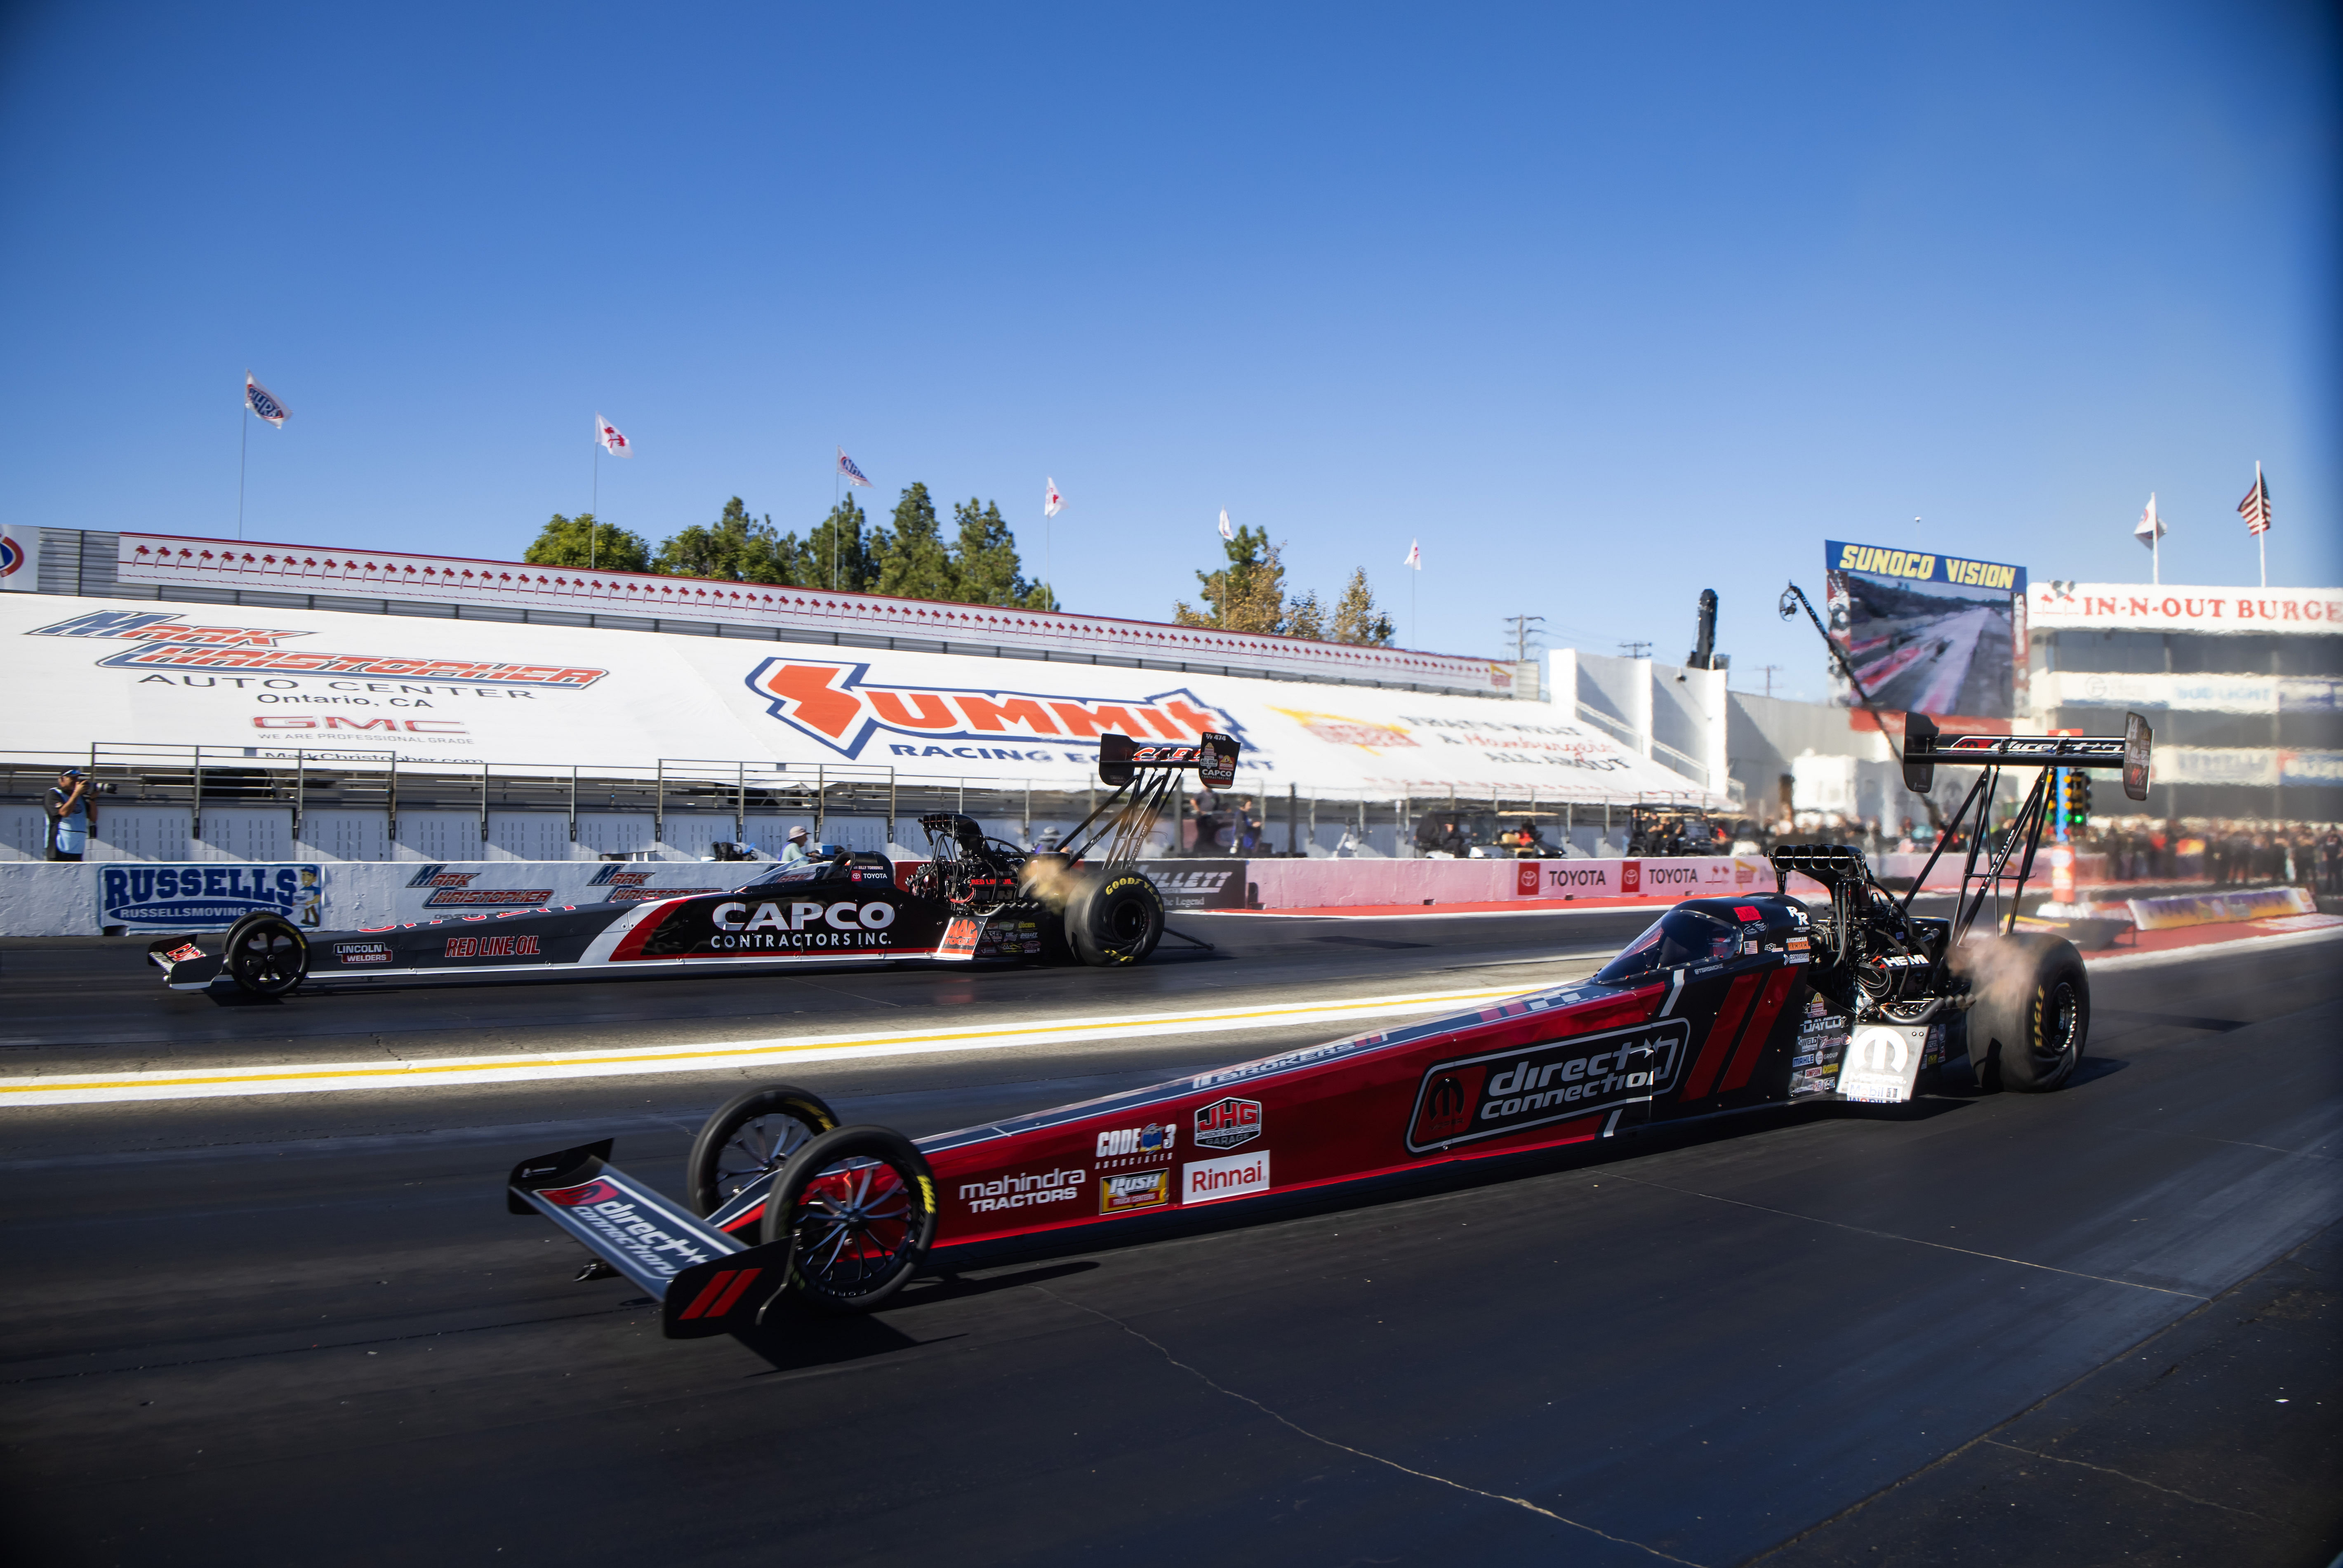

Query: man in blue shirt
[45,768,93,861]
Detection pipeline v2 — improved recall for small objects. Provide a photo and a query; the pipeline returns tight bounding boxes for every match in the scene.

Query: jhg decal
[742,656,1242,761]
[33,609,606,688]
[1404,1018,1692,1153]
[1193,1096,1263,1151]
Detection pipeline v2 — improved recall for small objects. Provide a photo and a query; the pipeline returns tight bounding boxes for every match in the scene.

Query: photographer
[45,767,95,862]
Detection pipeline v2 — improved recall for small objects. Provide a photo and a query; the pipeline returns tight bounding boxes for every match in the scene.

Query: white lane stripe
[0,982,1551,1109]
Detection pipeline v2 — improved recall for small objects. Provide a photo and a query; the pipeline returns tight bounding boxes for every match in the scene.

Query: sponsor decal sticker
[1193,1096,1263,1151]
[99,862,323,931]
[940,916,982,956]
[532,1181,720,1277]
[1098,1170,1173,1215]
[959,1166,1086,1215]
[334,941,393,965]
[1182,1151,1270,1206]
[444,934,542,958]
[1405,1018,1692,1153]
[1094,1121,1178,1164]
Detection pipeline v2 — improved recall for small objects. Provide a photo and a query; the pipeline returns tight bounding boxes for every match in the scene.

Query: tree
[1174,523,1287,632]
[1330,567,1396,645]
[950,497,1041,607]
[653,496,793,584]
[873,483,957,601]
[798,494,880,592]
[525,512,650,574]
[1284,589,1326,642]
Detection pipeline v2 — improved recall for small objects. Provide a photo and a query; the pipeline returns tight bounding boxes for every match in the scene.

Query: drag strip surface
[1,925,2337,1565]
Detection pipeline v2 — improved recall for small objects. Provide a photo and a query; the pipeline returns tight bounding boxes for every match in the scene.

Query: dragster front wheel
[687,1084,841,1216]
[221,913,307,998]
[763,1125,936,1313]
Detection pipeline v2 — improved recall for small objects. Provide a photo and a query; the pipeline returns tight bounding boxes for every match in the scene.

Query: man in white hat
[778,824,811,866]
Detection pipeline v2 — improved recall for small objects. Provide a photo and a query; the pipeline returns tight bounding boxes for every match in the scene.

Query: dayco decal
[535,1180,718,1277]
[959,1167,1087,1214]
[743,655,1243,762]
[1093,1121,1178,1165]
[28,609,608,688]
[1193,1096,1263,1150]
[1098,1170,1172,1215]
[1404,1018,1693,1153]
[404,865,554,908]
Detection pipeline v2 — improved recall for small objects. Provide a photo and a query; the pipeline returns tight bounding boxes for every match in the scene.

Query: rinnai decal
[29,609,607,689]
[743,656,1243,761]
[959,1167,1087,1214]
[1193,1096,1263,1151]
[1404,1019,1693,1153]
[403,866,556,909]
[1183,1151,1270,1205]
[99,863,324,931]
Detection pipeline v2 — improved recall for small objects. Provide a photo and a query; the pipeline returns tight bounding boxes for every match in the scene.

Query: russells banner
[1823,540,2028,721]
[9,594,1723,804]
[99,862,324,930]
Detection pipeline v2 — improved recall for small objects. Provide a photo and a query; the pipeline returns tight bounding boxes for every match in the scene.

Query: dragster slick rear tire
[221,912,307,998]
[687,1084,842,1215]
[762,1125,937,1313]
[1068,871,1165,967]
[1964,933,2088,1093]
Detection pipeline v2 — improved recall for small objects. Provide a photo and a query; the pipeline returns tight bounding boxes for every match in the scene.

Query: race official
[45,768,94,862]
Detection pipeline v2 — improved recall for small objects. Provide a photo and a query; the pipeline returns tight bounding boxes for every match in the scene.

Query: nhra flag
[1402,540,1421,570]
[2238,464,2271,536]
[2133,492,2164,549]
[245,375,289,428]
[594,414,632,457]
[837,448,871,488]
[1044,478,1063,518]
[1218,508,1234,541]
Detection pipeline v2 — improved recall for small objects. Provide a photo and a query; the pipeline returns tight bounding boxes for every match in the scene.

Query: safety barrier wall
[0,855,1771,936]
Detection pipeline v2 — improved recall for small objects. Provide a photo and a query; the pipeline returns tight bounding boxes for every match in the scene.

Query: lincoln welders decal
[742,655,1244,761]
[99,863,324,931]
[29,609,607,689]
[1404,1018,1691,1153]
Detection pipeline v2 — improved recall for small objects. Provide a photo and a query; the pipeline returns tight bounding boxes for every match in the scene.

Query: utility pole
[1756,664,1783,698]
[1501,614,1546,662]
[1619,640,1652,659]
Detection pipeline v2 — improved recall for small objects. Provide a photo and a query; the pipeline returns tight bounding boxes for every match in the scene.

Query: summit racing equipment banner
[9,593,1724,804]
[99,862,324,930]
[1824,539,2028,721]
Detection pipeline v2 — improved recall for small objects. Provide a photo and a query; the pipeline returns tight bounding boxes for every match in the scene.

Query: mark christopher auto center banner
[8,595,1722,805]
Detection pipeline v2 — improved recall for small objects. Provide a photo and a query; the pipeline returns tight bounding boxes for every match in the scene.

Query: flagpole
[832,449,841,591]
[236,380,248,542]
[590,443,600,571]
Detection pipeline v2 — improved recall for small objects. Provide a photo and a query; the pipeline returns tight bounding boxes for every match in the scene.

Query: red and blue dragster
[507,712,2152,1338]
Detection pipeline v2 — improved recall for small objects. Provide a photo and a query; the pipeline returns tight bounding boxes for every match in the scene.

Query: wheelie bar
[507,1139,791,1338]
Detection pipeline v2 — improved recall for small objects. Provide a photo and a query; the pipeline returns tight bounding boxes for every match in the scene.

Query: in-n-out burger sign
[744,656,1241,761]
[2032,584,2343,633]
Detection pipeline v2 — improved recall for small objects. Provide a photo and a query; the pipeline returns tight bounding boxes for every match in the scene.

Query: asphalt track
[2,909,2338,1566]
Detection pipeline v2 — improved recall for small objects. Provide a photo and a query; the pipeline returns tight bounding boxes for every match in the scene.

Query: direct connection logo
[742,656,1244,761]
[30,610,608,689]
[1404,1019,1692,1154]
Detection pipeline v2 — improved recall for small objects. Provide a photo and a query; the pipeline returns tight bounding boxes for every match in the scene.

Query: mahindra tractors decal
[743,656,1245,762]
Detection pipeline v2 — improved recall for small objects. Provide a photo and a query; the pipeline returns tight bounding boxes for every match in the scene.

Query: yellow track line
[0,982,1540,1107]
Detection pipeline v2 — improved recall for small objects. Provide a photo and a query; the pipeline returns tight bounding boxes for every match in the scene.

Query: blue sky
[2,1,2334,698]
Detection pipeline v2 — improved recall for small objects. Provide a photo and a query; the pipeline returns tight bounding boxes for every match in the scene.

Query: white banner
[8,594,1722,804]
[2031,582,2343,634]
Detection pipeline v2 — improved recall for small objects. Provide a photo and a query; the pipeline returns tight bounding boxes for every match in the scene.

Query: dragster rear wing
[1902,711,2152,801]
[1098,730,1241,789]
[507,1139,790,1338]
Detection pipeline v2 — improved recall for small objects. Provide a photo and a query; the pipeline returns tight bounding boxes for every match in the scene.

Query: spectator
[45,768,94,862]
[2321,829,2341,897]
[777,824,811,866]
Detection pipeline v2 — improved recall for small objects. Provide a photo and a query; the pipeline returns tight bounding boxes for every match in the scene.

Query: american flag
[594,414,632,457]
[2238,464,2271,536]
[837,448,872,488]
